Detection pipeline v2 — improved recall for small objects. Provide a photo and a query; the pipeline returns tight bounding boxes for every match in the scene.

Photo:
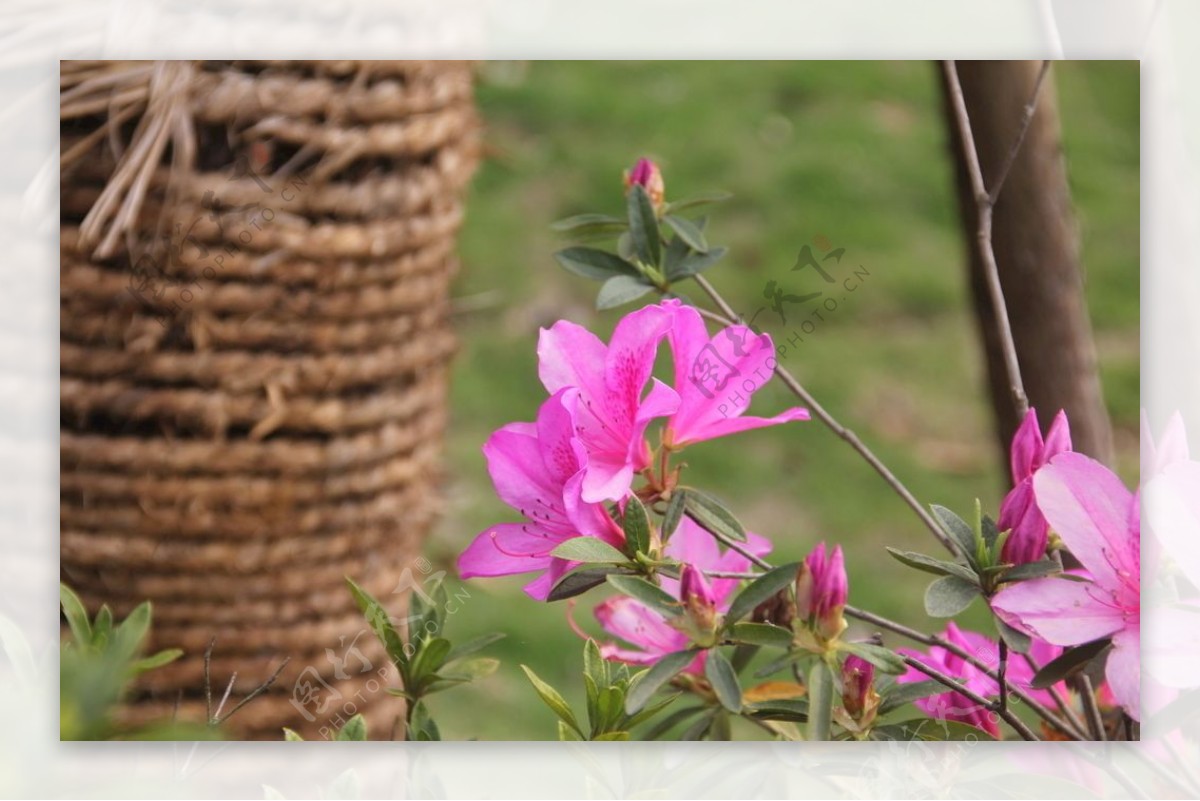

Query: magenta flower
[679,564,718,633]
[795,541,848,640]
[998,408,1072,565]
[990,452,1141,720]
[594,518,772,673]
[457,388,624,600]
[898,622,1048,737]
[538,304,680,503]
[661,299,809,448]
[841,654,876,720]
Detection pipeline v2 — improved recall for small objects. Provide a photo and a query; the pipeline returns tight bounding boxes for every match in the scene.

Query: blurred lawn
[419,61,1139,740]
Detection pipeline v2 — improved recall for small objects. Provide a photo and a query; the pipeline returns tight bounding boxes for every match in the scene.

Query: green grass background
[418,61,1139,740]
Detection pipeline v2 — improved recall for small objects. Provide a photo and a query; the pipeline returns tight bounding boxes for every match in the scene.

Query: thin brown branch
[987,60,1052,206]
[1078,673,1107,741]
[901,654,1039,741]
[690,274,963,559]
[941,60,1029,419]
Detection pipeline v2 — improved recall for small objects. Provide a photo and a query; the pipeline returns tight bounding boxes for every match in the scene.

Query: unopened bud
[624,157,665,212]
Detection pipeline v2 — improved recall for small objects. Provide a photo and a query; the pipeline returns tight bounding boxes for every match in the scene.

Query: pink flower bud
[842,654,875,719]
[1000,408,1073,565]
[624,157,665,211]
[795,542,848,641]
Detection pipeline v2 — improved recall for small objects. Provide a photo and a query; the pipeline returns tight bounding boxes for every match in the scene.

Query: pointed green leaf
[623,691,681,729]
[924,575,980,617]
[551,213,626,235]
[596,275,655,310]
[669,247,728,281]
[877,680,943,715]
[885,548,979,584]
[624,649,696,714]
[110,601,152,663]
[994,617,1032,653]
[336,714,367,741]
[627,184,661,267]
[59,583,91,646]
[931,504,977,561]
[1030,638,1112,689]
[806,660,833,741]
[521,665,583,736]
[411,637,452,688]
[663,215,709,253]
[1000,559,1062,583]
[346,577,407,667]
[704,650,742,712]
[282,728,304,741]
[557,720,583,741]
[583,638,609,689]
[550,536,630,564]
[640,704,706,739]
[437,657,499,684]
[555,246,640,281]
[661,492,686,540]
[606,574,679,617]
[728,622,794,649]
[682,488,747,543]
[547,566,627,602]
[131,648,183,674]
[622,495,652,556]
[664,191,733,214]
[725,562,799,624]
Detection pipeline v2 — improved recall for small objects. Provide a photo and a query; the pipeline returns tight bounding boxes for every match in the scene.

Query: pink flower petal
[991,577,1126,646]
[1033,452,1137,590]
[458,523,557,579]
[594,596,686,655]
[1106,627,1141,721]
[537,320,607,399]
[1009,408,1045,482]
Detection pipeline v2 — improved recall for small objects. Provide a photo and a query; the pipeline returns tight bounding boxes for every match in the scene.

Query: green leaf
[437,657,499,684]
[725,562,799,625]
[806,660,833,741]
[624,649,696,714]
[110,601,152,663]
[550,537,630,564]
[593,731,630,741]
[704,650,742,712]
[994,617,1032,654]
[606,574,679,617]
[557,720,583,741]
[336,714,367,741]
[410,637,452,687]
[744,698,809,722]
[728,622,794,649]
[596,275,655,310]
[93,605,113,644]
[931,504,977,561]
[669,247,728,281]
[1000,559,1062,583]
[663,215,709,253]
[664,191,733,214]
[661,492,686,540]
[551,213,626,235]
[521,665,583,737]
[346,577,407,667]
[622,496,652,556]
[981,514,1001,549]
[59,583,91,646]
[924,575,980,618]
[839,642,907,675]
[445,632,505,665]
[547,566,627,602]
[583,638,609,690]
[1030,638,1112,689]
[409,702,440,741]
[594,685,626,734]
[627,184,661,267]
[282,728,304,741]
[623,691,681,729]
[554,246,640,282]
[681,709,718,740]
[885,548,979,584]
[640,704,706,739]
[682,488,748,543]
[753,649,806,679]
[131,648,183,674]
[878,680,944,715]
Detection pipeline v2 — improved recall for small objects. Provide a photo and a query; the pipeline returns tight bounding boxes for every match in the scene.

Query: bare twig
[1078,673,1107,741]
[997,638,1009,715]
[1020,651,1090,740]
[987,60,1051,206]
[941,60,1029,419]
[901,654,1039,741]
[214,658,291,726]
[690,274,963,559]
[203,636,215,723]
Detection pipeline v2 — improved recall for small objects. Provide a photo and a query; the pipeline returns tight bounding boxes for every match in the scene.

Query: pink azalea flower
[998,408,1072,565]
[594,518,772,673]
[898,622,1049,737]
[457,388,623,600]
[661,299,809,448]
[990,452,1141,720]
[538,304,680,503]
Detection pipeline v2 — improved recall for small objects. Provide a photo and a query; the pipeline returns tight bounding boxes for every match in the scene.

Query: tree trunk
[939,60,1114,469]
